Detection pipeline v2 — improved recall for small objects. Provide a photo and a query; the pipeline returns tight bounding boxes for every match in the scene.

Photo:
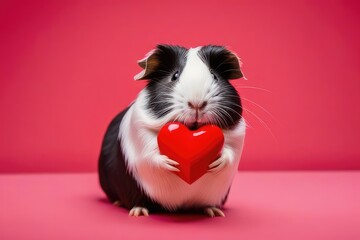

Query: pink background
[1,0,359,173]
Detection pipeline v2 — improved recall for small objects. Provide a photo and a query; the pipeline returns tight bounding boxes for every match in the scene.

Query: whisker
[173,110,187,123]
[240,97,276,121]
[242,106,278,142]
[211,110,228,128]
[217,104,242,118]
[241,116,253,129]
[233,84,273,93]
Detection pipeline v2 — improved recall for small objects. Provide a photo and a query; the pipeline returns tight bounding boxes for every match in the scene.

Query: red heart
[157,122,224,184]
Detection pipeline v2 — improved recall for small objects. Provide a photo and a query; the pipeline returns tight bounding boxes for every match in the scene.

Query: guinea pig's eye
[211,71,218,80]
[171,71,180,81]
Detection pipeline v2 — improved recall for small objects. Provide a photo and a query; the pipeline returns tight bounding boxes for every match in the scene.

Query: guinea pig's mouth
[187,121,206,130]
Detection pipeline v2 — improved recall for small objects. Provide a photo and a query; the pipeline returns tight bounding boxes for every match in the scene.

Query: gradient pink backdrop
[1,0,359,173]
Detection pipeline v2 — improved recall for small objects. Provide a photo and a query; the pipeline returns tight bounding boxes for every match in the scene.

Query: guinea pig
[98,45,246,217]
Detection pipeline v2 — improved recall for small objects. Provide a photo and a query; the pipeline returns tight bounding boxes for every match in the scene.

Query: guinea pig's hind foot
[204,207,225,217]
[129,207,149,217]
[113,200,121,207]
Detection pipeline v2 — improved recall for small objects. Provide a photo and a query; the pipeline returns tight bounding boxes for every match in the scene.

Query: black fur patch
[198,45,243,80]
[198,45,243,129]
[145,45,188,118]
[98,107,163,211]
[212,78,243,129]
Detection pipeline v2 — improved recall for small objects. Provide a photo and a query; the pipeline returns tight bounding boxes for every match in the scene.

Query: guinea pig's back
[98,105,147,207]
[98,107,130,202]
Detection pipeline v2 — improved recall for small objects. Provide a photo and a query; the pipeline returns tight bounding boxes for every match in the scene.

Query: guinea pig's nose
[188,101,207,110]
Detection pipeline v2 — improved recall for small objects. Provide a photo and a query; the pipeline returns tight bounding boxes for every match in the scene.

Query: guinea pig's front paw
[155,155,180,172]
[208,148,233,172]
[208,156,227,172]
[208,154,230,172]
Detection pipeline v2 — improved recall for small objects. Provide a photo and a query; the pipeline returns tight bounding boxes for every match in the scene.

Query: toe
[165,158,179,166]
[204,208,215,217]
[157,155,180,172]
[208,161,225,172]
[129,207,150,217]
[165,164,180,172]
[212,208,225,217]
[141,208,149,216]
[209,158,222,168]
[204,207,225,217]
[129,208,135,216]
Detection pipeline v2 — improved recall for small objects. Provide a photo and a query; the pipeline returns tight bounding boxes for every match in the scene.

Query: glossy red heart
[158,122,224,184]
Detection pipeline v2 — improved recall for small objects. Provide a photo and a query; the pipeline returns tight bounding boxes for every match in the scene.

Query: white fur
[119,47,246,210]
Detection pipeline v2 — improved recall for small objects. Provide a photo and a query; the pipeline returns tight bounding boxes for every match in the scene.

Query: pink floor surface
[1,172,359,240]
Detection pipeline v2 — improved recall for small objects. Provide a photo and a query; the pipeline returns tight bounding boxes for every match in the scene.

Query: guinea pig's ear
[198,45,245,80]
[135,45,188,80]
[134,49,159,80]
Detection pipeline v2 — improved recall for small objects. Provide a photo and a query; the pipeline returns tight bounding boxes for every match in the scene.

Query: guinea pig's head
[135,44,244,130]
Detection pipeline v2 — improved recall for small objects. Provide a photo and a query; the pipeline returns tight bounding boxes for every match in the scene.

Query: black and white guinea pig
[98,45,246,217]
